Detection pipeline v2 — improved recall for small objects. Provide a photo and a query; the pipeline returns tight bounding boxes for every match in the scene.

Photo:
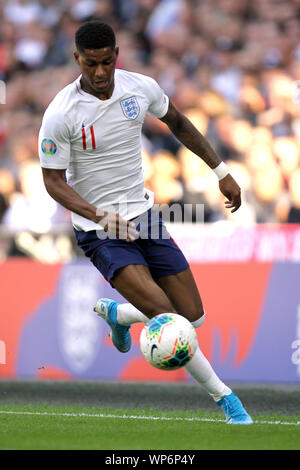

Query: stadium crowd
[1,0,300,259]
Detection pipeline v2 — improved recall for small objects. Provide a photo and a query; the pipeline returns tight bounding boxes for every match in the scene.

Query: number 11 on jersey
[82,124,96,150]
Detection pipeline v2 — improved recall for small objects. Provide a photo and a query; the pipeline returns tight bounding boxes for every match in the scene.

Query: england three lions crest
[120,96,140,120]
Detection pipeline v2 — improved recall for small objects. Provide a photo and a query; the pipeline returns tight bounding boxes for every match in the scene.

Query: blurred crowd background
[1,0,300,261]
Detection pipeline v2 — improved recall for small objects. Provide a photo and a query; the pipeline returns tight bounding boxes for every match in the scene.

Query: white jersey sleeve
[38,111,71,169]
[143,76,169,118]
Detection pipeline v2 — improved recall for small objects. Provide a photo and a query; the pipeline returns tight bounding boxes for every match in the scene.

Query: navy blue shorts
[74,208,189,284]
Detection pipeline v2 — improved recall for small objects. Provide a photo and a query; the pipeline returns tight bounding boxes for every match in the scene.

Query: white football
[140,313,198,370]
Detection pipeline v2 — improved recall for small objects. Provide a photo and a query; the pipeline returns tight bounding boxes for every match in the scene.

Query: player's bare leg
[112,264,176,318]
[94,264,176,352]
[154,267,205,323]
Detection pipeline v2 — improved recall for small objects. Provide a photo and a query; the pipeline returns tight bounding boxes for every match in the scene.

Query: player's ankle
[210,385,232,402]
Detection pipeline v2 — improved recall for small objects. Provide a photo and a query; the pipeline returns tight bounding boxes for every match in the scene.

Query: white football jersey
[38,69,169,231]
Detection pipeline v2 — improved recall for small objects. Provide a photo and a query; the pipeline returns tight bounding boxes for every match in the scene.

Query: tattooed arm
[160,101,241,213]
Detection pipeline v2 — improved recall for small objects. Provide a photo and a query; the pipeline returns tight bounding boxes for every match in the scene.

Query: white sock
[117,305,229,400]
[117,303,150,326]
[191,312,206,328]
[184,347,232,401]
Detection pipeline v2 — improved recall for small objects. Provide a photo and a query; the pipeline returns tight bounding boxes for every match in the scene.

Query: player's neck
[80,77,115,101]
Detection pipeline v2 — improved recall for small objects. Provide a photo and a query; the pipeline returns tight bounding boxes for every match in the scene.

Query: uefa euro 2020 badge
[41,138,57,155]
[120,96,140,120]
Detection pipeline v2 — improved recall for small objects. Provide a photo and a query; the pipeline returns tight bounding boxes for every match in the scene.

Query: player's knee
[179,307,205,327]
[191,310,206,328]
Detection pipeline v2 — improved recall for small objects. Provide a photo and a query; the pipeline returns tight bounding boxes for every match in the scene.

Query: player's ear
[114,46,119,59]
[74,51,80,65]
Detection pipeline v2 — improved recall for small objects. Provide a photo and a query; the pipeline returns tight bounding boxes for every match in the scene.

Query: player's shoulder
[116,68,159,91]
[42,77,80,125]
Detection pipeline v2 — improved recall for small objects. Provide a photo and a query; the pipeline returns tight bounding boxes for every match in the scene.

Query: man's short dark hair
[75,21,116,52]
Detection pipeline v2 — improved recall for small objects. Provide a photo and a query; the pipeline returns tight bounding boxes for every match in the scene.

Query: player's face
[75,46,119,98]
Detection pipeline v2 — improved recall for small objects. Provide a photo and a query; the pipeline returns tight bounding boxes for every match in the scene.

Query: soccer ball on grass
[139,313,197,370]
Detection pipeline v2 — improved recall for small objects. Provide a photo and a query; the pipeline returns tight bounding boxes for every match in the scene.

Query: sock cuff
[191,312,205,328]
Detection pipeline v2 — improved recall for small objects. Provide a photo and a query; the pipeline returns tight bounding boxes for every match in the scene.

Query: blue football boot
[94,298,131,353]
[217,391,254,424]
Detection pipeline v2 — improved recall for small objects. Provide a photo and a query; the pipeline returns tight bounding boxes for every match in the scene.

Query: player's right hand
[100,212,139,242]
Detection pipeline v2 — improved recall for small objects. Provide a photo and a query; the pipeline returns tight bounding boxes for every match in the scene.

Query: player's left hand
[219,174,241,213]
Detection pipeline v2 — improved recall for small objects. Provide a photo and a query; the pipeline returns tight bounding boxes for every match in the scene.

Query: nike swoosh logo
[151,344,158,361]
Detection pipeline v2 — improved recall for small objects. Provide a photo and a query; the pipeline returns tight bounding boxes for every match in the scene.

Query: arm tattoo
[163,109,222,169]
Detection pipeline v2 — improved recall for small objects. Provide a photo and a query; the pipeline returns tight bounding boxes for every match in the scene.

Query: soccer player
[39,20,253,424]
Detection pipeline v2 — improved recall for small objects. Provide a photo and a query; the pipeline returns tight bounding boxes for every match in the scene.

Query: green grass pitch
[0,380,299,450]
